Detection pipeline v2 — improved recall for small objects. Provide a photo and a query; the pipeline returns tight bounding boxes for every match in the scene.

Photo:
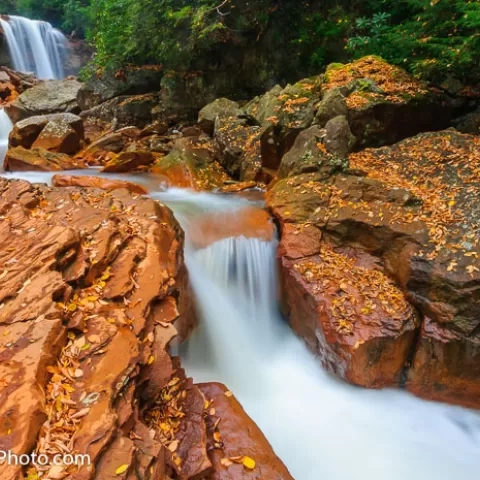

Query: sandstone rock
[314,87,348,127]
[198,383,294,480]
[324,115,356,158]
[80,93,158,129]
[278,125,348,178]
[198,98,243,135]
[9,112,84,149]
[77,65,163,110]
[244,77,322,168]
[152,137,230,190]
[214,116,264,181]
[101,150,156,173]
[153,71,217,124]
[31,119,81,154]
[139,120,169,138]
[52,174,149,195]
[0,177,191,479]
[4,146,86,171]
[268,129,480,407]
[6,79,82,122]
[322,56,453,147]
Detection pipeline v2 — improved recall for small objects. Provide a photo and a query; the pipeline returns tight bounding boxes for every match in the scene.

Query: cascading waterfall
[155,187,480,480]
[0,172,479,479]
[0,15,67,79]
[0,108,12,164]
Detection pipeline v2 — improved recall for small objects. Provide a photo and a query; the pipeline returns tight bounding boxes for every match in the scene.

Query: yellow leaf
[148,355,155,365]
[67,332,76,340]
[87,295,98,302]
[115,464,129,475]
[67,302,77,312]
[242,456,256,470]
[81,343,91,350]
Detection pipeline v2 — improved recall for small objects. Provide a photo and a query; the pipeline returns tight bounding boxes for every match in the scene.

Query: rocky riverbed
[1,56,480,479]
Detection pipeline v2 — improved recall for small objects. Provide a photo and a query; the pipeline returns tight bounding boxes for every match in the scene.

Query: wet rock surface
[4,146,86,171]
[267,129,480,407]
[0,178,289,479]
[5,79,82,122]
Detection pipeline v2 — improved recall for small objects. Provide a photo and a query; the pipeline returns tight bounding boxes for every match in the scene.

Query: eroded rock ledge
[0,179,291,480]
[267,129,480,409]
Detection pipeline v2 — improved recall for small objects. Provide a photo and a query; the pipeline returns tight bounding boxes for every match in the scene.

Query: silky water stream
[1,167,480,479]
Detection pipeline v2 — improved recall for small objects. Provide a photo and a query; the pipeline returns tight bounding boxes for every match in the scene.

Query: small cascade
[0,15,67,79]
[0,109,12,164]
[155,188,480,480]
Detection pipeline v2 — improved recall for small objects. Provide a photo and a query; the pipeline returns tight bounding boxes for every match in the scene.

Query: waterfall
[0,173,479,479]
[0,15,67,79]
[155,188,480,480]
[0,109,12,164]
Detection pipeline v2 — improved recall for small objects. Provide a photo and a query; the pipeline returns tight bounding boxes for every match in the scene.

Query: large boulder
[101,150,156,173]
[214,116,265,181]
[4,146,86,171]
[153,71,217,124]
[80,93,158,129]
[278,124,349,178]
[320,56,453,147]
[267,129,480,408]
[77,65,163,110]
[5,79,82,122]
[9,112,84,149]
[152,137,230,190]
[198,98,243,136]
[31,119,82,154]
[244,77,322,169]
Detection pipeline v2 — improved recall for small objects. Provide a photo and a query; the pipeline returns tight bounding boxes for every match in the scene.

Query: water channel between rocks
[1,167,480,480]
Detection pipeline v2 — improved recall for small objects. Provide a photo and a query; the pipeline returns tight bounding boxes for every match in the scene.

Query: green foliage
[346,0,480,83]
[1,0,479,85]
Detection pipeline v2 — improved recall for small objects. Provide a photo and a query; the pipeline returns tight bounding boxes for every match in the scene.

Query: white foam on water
[2,171,480,480]
[158,187,480,480]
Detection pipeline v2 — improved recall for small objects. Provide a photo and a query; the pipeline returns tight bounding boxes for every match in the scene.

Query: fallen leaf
[115,464,129,475]
[242,456,256,470]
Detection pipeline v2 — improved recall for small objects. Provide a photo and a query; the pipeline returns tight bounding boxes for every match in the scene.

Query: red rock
[407,318,480,409]
[189,207,275,249]
[4,146,86,171]
[198,383,294,480]
[9,113,84,149]
[0,178,192,479]
[152,137,230,190]
[52,174,148,195]
[31,119,81,154]
[101,150,155,173]
[267,129,480,408]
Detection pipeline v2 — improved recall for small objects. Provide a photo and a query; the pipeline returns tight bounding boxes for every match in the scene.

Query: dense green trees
[1,0,479,84]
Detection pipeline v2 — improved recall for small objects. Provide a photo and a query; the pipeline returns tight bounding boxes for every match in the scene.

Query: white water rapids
[0,15,67,79]
[1,169,480,479]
